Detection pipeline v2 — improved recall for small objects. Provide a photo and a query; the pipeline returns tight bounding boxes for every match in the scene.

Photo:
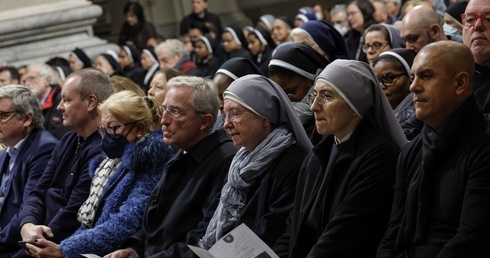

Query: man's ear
[430,24,442,40]
[22,112,33,127]
[454,71,470,96]
[86,94,98,112]
[199,113,214,131]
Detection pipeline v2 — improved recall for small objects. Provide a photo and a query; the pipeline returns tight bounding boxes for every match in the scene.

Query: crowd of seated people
[0,0,489,257]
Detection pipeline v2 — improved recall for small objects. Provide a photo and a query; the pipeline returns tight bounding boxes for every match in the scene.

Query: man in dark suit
[0,85,58,256]
[12,69,114,258]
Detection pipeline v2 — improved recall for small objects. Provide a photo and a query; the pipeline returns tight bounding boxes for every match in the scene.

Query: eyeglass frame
[222,109,249,123]
[157,105,206,120]
[0,111,18,123]
[377,73,407,90]
[461,13,490,29]
[306,93,333,106]
[97,122,137,139]
[362,41,389,53]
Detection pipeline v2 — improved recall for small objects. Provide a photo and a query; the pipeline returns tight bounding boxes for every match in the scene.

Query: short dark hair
[0,66,20,82]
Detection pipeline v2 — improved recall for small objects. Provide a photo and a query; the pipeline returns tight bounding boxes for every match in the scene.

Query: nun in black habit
[273,59,407,258]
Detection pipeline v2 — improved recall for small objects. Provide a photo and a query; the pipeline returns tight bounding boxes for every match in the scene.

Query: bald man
[462,0,490,112]
[377,41,490,258]
[401,6,447,52]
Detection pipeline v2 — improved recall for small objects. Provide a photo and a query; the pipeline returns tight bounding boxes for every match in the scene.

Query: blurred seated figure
[94,51,124,77]
[118,45,145,88]
[0,66,20,87]
[247,26,276,75]
[68,48,91,72]
[271,17,294,45]
[24,63,70,139]
[155,39,201,75]
[118,2,157,50]
[221,26,253,61]
[140,47,159,93]
[194,35,220,77]
[110,76,145,96]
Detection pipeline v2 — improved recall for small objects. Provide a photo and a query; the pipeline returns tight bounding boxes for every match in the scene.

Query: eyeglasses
[223,110,245,122]
[362,42,389,53]
[97,122,137,138]
[378,73,406,89]
[461,13,490,28]
[307,93,332,106]
[157,105,187,120]
[0,111,17,123]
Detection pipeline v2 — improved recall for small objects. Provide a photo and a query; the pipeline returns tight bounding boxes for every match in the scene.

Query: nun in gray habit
[273,60,407,258]
[198,74,312,249]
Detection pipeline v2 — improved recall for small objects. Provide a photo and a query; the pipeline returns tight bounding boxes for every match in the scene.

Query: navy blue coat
[14,131,102,257]
[0,128,58,256]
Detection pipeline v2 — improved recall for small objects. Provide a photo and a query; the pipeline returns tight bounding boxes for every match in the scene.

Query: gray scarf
[198,126,295,249]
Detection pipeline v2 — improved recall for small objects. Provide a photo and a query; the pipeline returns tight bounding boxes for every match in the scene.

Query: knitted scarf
[199,127,295,249]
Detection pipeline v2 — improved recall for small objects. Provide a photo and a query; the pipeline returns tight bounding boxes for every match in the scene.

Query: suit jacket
[121,129,237,258]
[13,131,102,257]
[0,128,58,256]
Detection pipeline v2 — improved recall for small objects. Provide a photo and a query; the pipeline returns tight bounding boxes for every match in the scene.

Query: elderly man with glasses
[462,0,490,113]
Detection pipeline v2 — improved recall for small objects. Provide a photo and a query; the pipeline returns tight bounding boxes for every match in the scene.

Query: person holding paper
[198,74,311,250]
[273,59,407,257]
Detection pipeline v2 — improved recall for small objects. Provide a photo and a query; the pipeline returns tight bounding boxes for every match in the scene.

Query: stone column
[0,0,119,66]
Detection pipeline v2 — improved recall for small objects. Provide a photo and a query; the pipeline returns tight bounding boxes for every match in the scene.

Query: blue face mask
[101,134,130,159]
[100,123,136,159]
[443,23,463,43]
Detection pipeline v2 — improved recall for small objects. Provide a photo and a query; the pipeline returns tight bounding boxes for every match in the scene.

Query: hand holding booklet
[188,223,279,258]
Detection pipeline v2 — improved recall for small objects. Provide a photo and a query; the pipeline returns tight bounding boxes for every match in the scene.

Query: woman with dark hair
[194,35,220,78]
[345,0,377,62]
[118,2,158,51]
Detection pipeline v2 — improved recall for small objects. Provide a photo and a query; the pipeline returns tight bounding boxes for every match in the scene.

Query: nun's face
[269,73,312,102]
[194,40,211,60]
[94,56,115,76]
[310,80,360,139]
[222,32,241,53]
[247,35,266,56]
[118,49,132,68]
[373,59,410,109]
[140,52,155,70]
[223,99,271,152]
[364,30,390,66]
[271,19,291,44]
[69,55,84,72]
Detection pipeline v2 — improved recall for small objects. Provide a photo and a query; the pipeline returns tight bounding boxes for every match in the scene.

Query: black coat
[274,119,400,258]
[121,129,237,257]
[473,63,490,113]
[377,96,490,258]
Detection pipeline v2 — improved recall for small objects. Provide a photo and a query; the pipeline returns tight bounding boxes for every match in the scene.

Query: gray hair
[0,85,44,129]
[167,76,219,132]
[27,63,59,85]
[67,68,114,103]
[155,39,186,57]
[330,4,347,17]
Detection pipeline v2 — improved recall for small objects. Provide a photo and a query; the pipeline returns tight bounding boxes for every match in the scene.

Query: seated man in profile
[106,76,237,257]
[0,85,58,257]
[13,69,114,257]
[377,41,490,257]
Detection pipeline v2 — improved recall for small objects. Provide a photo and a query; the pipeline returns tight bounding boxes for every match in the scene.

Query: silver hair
[27,63,59,85]
[0,85,44,129]
[155,39,186,57]
[166,76,219,132]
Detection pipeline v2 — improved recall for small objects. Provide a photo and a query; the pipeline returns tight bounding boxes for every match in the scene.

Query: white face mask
[315,12,324,20]
[334,24,349,36]
[443,23,462,43]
